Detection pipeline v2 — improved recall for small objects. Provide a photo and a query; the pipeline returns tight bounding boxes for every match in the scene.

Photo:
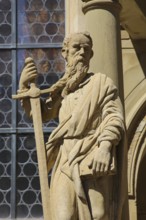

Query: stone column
[82,0,124,100]
[65,0,85,35]
[82,3,128,220]
[128,199,137,220]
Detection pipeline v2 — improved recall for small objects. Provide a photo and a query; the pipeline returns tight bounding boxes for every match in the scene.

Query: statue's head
[49,32,93,97]
[62,32,93,67]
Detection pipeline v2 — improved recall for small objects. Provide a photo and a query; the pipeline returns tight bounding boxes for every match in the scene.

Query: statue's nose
[79,47,85,55]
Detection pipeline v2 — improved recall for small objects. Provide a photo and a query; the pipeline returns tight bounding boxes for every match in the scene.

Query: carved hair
[63,31,93,46]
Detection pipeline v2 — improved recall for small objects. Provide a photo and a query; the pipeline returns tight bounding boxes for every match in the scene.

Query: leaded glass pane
[0,0,65,218]
[16,134,49,219]
[17,48,65,128]
[17,0,65,44]
[0,135,11,219]
[0,0,12,44]
[0,50,12,128]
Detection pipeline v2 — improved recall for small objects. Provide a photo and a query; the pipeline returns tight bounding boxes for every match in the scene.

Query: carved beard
[48,57,89,99]
[61,59,89,97]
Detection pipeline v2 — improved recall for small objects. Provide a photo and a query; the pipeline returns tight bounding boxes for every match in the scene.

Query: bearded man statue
[19,32,128,220]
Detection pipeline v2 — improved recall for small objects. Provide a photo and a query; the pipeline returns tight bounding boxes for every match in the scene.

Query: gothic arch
[128,110,146,198]
[125,79,146,219]
[126,78,146,198]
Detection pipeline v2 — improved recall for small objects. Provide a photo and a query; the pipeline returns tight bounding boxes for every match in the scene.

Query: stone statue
[18,32,127,220]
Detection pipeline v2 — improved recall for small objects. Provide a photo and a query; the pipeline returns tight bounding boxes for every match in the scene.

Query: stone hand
[88,141,112,176]
[19,57,38,90]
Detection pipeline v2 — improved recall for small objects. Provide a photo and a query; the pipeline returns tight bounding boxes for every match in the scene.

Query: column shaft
[82,0,123,99]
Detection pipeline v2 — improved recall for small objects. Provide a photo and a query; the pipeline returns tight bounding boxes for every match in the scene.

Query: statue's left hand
[88,141,112,176]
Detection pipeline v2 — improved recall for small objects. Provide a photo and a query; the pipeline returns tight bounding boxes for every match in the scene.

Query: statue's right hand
[88,141,112,176]
[19,57,38,90]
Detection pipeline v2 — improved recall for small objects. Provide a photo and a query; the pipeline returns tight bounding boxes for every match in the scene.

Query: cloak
[46,72,128,220]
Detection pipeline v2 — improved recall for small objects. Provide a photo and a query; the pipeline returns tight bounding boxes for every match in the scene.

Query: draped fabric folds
[46,72,127,220]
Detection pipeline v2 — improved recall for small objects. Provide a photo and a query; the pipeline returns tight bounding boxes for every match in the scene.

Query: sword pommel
[25,57,34,64]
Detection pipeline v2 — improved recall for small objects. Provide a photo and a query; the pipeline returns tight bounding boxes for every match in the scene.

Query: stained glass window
[0,0,12,44]
[16,134,43,218]
[0,50,12,128]
[0,0,65,219]
[17,0,65,44]
[0,135,11,219]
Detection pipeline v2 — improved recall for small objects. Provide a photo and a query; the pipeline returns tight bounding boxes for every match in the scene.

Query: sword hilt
[12,86,54,99]
[13,57,39,99]
[12,86,41,99]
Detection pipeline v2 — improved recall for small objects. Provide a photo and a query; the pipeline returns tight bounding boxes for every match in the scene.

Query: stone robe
[45,72,127,220]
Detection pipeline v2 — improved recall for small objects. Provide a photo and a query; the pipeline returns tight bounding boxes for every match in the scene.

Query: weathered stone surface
[18,32,127,220]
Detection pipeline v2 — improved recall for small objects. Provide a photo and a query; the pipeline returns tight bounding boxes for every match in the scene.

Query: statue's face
[67,34,93,66]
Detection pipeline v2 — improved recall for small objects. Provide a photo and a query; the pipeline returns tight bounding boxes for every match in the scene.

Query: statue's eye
[73,45,80,50]
[84,46,90,51]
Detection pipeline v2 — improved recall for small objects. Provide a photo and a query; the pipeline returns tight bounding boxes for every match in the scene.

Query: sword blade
[30,97,50,220]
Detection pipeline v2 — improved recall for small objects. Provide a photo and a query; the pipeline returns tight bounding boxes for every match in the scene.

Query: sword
[12,58,50,220]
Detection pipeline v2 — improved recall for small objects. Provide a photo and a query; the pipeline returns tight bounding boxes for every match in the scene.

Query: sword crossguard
[12,83,41,100]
